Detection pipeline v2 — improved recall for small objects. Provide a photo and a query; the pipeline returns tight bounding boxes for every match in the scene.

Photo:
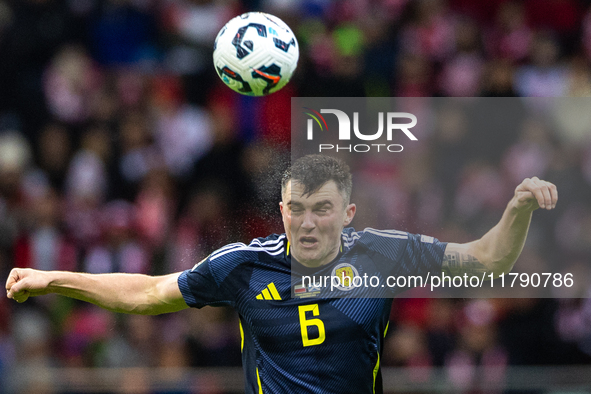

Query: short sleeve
[356,228,447,278]
[396,233,447,278]
[177,254,234,308]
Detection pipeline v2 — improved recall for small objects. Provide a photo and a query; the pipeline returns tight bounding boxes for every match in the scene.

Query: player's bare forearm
[443,177,557,278]
[49,272,188,315]
[443,204,532,277]
[5,269,188,315]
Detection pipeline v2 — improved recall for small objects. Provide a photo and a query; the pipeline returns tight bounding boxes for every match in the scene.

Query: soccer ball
[213,12,299,96]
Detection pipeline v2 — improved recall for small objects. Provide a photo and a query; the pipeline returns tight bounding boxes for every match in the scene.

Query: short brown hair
[282,155,352,204]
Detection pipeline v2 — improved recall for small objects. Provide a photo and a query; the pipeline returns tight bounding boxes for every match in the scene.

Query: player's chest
[235,271,389,348]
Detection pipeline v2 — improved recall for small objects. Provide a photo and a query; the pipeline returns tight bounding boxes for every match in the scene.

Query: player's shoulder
[344,227,417,259]
[342,227,409,249]
[195,233,287,286]
[207,233,287,266]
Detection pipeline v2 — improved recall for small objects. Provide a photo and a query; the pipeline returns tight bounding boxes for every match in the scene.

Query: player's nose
[301,211,315,230]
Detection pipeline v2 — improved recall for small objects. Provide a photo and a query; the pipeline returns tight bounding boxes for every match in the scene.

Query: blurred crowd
[1,0,591,392]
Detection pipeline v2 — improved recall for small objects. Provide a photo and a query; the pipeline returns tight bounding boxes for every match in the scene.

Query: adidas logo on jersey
[256,283,282,300]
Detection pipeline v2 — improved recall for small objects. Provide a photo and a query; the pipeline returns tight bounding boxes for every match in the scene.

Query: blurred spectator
[163,0,236,47]
[179,183,235,255]
[83,200,148,274]
[394,53,433,96]
[438,18,484,96]
[185,307,241,367]
[9,309,55,392]
[445,300,507,391]
[514,31,567,97]
[60,305,115,367]
[63,126,111,247]
[149,75,214,177]
[400,0,455,61]
[135,169,176,249]
[116,110,162,199]
[37,123,72,191]
[480,59,517,96]
[566,56,591,97]
[0,131,31,203]
[454,162,508,221]
[485,1,532,62]
[98,314,159,368]
[555,293,591,359]
[502,117,552,185]
[0,132,32,263]
[43,45,103,124]
[385,324,431,368]
[13,188,77,272]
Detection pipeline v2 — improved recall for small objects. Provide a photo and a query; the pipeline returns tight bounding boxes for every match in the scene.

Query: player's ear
[279,201,284,214]
[343,203,356,226]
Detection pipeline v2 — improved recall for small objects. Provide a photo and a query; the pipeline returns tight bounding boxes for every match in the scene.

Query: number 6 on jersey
[298,304,325,347]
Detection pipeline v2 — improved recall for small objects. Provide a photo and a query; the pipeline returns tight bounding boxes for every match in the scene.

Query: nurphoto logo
[303,108,418,153]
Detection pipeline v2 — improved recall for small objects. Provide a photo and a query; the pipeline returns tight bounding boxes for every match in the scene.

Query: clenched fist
[5,268,52,303]
[513,177,558,212]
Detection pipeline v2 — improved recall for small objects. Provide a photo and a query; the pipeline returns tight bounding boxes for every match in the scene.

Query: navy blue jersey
[178,228,447,394]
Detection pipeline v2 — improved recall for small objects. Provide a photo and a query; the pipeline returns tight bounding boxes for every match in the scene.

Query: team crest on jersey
[331,263,359,291]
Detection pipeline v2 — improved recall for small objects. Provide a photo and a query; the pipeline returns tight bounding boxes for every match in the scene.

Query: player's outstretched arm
[5,269,189,315]
[442,177,557,278]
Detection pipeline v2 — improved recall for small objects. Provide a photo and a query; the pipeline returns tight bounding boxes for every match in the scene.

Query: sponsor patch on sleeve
[420,235,434,244]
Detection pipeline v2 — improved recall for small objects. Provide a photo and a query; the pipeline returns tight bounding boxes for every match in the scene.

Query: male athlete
[6,154,557,393]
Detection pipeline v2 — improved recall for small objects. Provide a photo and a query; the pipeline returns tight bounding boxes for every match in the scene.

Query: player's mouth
[299,236,318,248]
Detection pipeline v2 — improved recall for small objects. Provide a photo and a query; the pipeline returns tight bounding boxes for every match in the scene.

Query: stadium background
[0,0,591,392]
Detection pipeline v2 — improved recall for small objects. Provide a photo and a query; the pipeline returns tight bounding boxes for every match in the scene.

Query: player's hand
[513,177,558,212]
[5,268,52,303]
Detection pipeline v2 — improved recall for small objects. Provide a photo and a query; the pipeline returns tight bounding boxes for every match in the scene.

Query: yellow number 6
[298,304,325,347]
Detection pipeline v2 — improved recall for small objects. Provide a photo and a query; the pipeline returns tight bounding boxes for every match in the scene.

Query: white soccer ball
[213,12,299,96]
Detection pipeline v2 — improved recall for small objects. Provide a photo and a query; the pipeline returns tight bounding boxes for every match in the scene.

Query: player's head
[280,155,356,267]
[281,154,353,204]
